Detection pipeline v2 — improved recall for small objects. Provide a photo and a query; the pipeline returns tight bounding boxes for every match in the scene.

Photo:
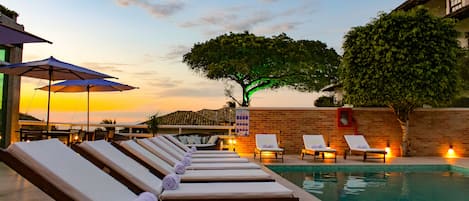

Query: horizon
[3,0,403,124]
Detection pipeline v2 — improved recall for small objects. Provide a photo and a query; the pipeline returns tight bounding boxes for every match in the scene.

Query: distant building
[395,0,469,47]
[136,107,236,135]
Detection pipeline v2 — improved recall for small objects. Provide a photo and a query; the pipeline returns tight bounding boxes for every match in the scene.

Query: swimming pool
[268,165,469,201]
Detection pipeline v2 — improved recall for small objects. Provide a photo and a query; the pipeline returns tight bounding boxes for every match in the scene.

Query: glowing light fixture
[446,145,456,158]
[385,140,391,157]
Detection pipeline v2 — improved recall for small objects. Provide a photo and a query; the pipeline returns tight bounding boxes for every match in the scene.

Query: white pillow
[207,136,218,144]
[178,136,188,144]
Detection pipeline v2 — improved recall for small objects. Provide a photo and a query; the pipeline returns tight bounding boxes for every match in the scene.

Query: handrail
[18,120,235,134]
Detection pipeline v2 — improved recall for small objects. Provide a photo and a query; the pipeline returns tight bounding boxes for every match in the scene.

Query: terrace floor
[1,154,468,201]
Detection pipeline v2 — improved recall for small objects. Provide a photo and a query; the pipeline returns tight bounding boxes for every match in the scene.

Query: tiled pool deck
[1,154,468,201]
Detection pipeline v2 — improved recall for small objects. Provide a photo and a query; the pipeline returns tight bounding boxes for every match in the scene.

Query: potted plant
[147,115,159,137]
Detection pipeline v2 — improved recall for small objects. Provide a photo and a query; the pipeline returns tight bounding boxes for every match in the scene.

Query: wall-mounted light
[446,144,456,158]
[385,140,391,157]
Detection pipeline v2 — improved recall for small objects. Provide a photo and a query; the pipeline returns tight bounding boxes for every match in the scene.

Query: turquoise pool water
[269,165,469,201]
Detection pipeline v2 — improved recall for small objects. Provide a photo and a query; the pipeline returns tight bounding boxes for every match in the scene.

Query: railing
[18,120,235,135]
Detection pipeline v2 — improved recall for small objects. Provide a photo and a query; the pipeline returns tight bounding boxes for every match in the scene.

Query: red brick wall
[234,107,469,157]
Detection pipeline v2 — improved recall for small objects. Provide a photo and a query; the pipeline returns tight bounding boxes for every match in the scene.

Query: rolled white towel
[191,146,197,152]
[184,152,192,158]
[174,162,186,174]
[162,173,181,190]
[181,156,192,166]
[133,192,158,201]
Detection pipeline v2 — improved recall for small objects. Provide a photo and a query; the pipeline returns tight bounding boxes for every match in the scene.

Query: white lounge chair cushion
[160,182,294,200]
[150,137,184,160]
[191,157,249,163]
[119,140,173,175]
[156,136,187,156]
[256,134,282,151]
[191,153,239,158]
[165,135,236,154]
[137,139,180,166]
[186,163,260,170]
[206,135,218,144]
[188,143,216,148]
[180,169,272,182]
[192,150,235,154]
[303,135,336,152]
[344,135,385,152]
[7,139,137,201]
[79,140,163,196]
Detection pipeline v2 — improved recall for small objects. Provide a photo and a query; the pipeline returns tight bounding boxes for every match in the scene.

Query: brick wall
[234,107,469,157]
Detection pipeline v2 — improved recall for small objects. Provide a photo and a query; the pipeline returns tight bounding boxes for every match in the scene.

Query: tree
[183,32,340,106]
[146,114,159,135]
[100,119,116,131]
[340,8,461,156]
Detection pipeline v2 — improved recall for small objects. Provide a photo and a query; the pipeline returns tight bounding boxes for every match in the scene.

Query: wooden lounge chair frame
[72,144,297,201]
[112,142,275,183]
[0,149,75,201]
[2,142,298,201]
[300,149,337,162]
[343,135,387,163]
[300,135,337,162]
[253,134,284,162]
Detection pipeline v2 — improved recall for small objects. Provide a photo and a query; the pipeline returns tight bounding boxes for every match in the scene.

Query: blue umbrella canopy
[37,79,137,131]
[0,56,115,130]
[0,23,52,45]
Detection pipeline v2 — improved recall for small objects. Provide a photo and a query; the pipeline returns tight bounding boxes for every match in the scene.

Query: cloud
[254,21,303,35]
[179,2,316,36]
[143,77,184,88]
[116,0,184,18]
[132,70,158,76]
[158,87,224,97]
[161,45,191,61]
[80,62,128,73]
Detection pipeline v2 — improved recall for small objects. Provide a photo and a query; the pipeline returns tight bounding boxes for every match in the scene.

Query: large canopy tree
[183,32,340,106]
[340,8,461,156]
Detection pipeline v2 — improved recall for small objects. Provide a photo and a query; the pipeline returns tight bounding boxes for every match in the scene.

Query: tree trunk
[241,87,250,107]
[399,119,410,157]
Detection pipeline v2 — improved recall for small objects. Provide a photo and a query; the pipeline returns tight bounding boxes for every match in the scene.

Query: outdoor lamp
[385,140,391,155]
[448,145,455,155]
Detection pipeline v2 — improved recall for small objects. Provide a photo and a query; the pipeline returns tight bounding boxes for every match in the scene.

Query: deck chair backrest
[164,135,191,152]
[344,135,370,149]
[303,135,327,149]
[79,140,163,196]
[137,139,180,166]
[150,137,183,160]
[256,134,280,149]
[119,140,174,175]
[6,139,137,201]
[157,136,186,156]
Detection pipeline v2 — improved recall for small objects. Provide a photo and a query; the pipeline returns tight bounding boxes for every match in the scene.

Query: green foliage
[448,97,469,107]
[457,48,469,91]
[0,4,18,18]
[183,31,340,106]
[340,8,461,122]
[100,119,116,131]
[147,115,159,134]
[314,96,343,107]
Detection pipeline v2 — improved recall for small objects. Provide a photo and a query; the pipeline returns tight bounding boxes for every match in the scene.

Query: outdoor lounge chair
[301,135,337,162]
[138,138,249,164]
[0,139,152,201]
[254,134,284,162]
[74,140,274,182]
[343,135,387,163]
[1,139,298,201]
[123,140,260,170]
[164,134,236,154]
[156,136,240,158]
[150,137,244,160]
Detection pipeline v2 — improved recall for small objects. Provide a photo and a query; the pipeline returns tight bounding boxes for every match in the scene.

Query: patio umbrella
[37,79,137,131]
[0,23,52,44]
[0,56,114,130]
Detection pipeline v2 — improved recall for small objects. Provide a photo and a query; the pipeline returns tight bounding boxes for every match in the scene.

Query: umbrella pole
[46,69,52,131]
[87,86,90,132]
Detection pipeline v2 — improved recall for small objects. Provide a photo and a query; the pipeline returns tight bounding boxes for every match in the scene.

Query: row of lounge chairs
[255,134,387,163]
[0,135,299,201]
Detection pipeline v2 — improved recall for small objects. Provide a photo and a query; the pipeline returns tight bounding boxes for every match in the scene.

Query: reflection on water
[277,170,469,201]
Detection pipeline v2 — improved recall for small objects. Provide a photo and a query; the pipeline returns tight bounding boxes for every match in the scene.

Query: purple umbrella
[0,57,115,130]
[37,79,137,131]
[0,23,51,44]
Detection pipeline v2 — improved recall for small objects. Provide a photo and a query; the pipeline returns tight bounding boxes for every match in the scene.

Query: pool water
[269,165,469,201]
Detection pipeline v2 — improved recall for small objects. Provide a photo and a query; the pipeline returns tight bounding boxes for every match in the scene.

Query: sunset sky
[2,0,403,124]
